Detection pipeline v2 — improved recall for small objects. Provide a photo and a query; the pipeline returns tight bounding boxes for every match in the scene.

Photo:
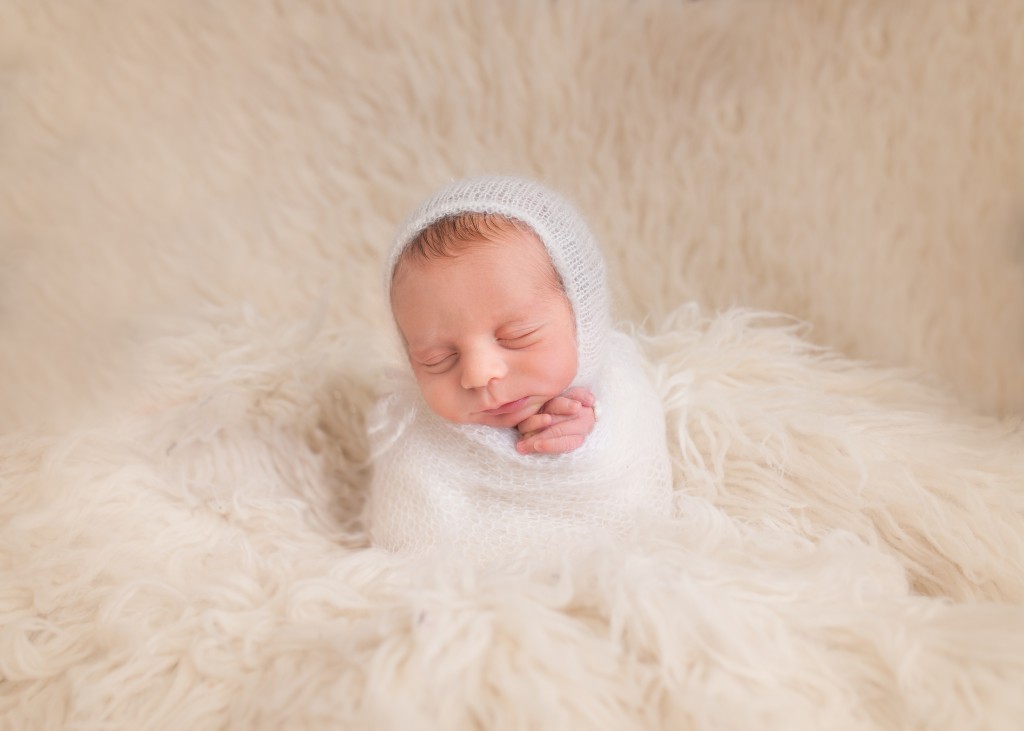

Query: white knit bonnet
[387,175,611,385]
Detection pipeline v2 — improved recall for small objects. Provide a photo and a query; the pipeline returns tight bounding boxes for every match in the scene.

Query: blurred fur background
[2,0,1023,429]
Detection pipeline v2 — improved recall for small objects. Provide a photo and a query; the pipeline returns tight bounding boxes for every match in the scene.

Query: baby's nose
[460,346,508,389]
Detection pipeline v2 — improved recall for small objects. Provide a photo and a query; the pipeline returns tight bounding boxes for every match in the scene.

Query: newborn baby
[367,176,672,562]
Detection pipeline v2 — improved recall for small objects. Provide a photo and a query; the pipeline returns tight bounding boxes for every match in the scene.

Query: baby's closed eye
[419,352,457,373]
[497,328,541,348]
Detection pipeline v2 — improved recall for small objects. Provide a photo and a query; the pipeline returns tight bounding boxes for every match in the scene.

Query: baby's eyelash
[501,326,539,338]
[498,329,540,346]
[420,353,457,370]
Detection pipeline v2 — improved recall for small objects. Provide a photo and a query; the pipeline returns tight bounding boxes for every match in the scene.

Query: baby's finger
[534,415,591,441]
[561,387,596,408]
[515,426,560,454]
[532,433,585,454]
[518,415,577,441]
[516,411,594,453]
[539,396,582,416]
[516,413,552,434]
[515,435,540,454]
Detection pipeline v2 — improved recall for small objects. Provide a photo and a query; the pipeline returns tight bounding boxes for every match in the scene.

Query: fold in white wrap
[367,175,673,561]
[367,332,673,562]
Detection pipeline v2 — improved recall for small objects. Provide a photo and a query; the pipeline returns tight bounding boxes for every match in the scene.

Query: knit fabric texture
[368,175,673,562]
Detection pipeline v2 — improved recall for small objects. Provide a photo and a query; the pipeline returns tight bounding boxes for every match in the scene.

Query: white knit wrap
[368,176,672,562]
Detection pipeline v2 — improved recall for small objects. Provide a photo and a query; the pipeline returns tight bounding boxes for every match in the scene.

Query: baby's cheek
[415,375,460,421]
[548,344,579,392]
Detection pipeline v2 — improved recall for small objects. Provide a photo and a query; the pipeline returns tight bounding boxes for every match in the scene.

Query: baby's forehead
[395,233,553,289]
[403,212,541,261]
[392,236,571,342]
[394,213,562,287]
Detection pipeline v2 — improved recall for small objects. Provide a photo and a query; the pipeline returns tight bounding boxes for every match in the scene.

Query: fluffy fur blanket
[2,1,1024,729]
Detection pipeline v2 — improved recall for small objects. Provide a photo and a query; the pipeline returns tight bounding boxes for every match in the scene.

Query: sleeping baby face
[391,218,578,428]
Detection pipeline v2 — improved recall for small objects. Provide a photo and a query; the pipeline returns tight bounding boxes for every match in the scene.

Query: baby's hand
[515,387,596,455]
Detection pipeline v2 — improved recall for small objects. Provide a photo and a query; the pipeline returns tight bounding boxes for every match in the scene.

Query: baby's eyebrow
[497,319,541,333]
[407,341,448,357]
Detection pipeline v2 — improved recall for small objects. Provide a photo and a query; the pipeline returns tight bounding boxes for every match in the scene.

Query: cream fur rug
[3,1,1024,729]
